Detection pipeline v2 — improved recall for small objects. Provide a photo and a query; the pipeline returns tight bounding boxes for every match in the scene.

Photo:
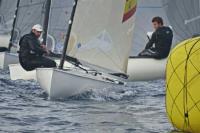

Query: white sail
[67,0,137,73]
[0,0,17,34]
[48,0,74,53]
[0,0,18,48]
[11,0,46,46]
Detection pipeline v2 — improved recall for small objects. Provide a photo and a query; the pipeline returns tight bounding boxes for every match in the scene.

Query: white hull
[0,52,19,69]
[0,34,10,48]
[9,64,36,80]
[8,56,167,82]
[36,68,122,99]
[127,57,167,81]
[8,59,73,81]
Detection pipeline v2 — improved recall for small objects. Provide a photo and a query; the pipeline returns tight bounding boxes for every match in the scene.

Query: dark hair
[152,16,163,25]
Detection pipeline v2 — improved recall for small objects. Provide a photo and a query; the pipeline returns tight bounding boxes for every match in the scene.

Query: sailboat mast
[8,0,20,51]
[59,0,78,69]
[42,0,51,45]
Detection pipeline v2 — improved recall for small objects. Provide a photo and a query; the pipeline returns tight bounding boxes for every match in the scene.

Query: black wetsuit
[139,26,173,59]
[19,32,56,71]
[0,47,8,52]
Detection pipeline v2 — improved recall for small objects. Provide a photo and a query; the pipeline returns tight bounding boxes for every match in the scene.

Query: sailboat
[9,0,69,80]
[0,0,48,69]
[9,0,74,80]
[0,0,19,69]
[36,0,137,99]
[127,0,179,81]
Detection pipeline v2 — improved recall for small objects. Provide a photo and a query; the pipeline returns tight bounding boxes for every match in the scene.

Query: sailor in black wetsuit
[138,16,173,59]
[19,24,56,71]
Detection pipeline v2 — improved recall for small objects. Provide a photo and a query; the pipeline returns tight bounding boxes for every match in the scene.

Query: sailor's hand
[41,45,49,54]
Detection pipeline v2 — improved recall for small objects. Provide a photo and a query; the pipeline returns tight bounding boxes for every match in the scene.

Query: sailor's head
[31,24,43,38]
[152,16,163,30]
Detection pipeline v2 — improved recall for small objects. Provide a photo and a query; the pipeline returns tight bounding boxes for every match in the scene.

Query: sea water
[0,69,174,133]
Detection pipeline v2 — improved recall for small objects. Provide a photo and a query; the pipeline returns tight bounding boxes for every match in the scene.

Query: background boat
[0,0,47,69]
[127,0,181,81]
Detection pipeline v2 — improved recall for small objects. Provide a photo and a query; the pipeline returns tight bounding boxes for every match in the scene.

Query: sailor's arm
[145,32,156,49]
[27,39,46,55]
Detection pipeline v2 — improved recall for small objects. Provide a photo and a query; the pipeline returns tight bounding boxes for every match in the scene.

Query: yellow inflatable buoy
[166,37,200,133]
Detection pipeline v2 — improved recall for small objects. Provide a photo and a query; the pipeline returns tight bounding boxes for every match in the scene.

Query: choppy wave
[0,69,165,102]
[0,69,172,133]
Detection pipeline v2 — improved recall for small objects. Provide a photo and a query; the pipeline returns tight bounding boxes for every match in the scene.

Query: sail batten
[67,0,137,73]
